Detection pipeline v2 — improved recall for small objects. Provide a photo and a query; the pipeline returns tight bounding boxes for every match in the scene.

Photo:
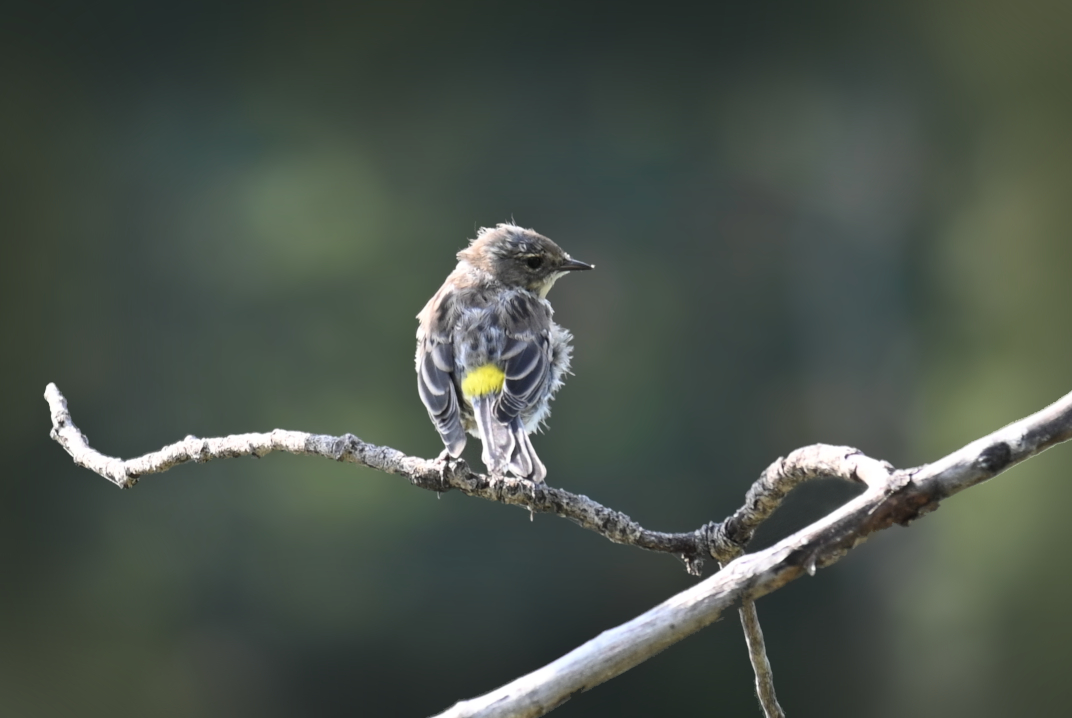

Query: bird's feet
[435,449,467,492]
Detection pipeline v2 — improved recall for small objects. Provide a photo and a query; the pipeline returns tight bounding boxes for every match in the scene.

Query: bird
[416,223,593,484]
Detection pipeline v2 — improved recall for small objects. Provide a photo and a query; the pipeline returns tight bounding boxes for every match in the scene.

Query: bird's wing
[418,337,466,456]
[493,294,552,425]
[417,288,466,457]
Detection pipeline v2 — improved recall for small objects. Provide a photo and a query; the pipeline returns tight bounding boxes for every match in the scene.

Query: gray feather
[473,395,515,475]
[511,430,546,484]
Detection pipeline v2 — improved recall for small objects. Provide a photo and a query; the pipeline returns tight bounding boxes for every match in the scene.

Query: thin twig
[706,447,891,716]
[739,601,784,718]
[704,444,894,562]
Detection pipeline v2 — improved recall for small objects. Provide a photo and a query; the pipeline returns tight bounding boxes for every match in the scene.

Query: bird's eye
[526,256,544,270]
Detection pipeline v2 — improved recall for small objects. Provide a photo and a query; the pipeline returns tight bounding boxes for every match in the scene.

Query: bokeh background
[4,1,1072,716]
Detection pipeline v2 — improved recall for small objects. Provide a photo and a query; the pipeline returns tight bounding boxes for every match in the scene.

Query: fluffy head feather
[458,223,591,296]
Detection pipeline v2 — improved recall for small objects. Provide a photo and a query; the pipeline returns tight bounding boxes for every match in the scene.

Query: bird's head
[458,223,593,297]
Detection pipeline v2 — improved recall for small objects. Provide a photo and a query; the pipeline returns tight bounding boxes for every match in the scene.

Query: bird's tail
[472,395,547,483]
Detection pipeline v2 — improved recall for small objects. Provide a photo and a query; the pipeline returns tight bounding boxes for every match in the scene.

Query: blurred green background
[3,1,1072,716]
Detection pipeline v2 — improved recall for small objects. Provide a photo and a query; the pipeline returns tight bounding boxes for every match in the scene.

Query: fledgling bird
[416,223,593,483]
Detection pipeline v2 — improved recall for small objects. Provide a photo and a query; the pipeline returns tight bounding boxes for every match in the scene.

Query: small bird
[416,223,593,483]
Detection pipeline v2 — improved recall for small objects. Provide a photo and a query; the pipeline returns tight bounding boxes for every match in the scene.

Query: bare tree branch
[43,383,893,575]
[426,389,1072,717]
[43,380,833,714]
[44,383,709,563]
[44,383,1072,717]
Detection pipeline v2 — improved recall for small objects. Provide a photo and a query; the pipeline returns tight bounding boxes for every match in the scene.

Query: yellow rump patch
[462,364,506,398]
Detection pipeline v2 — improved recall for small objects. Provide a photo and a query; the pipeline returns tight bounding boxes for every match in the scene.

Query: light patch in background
[169,130,392,297]
[240,142,388,286]
[879,2,1072,713]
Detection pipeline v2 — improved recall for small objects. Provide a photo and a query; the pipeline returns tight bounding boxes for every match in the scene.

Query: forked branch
[431,389,1072,718]
[44,383,1072,717]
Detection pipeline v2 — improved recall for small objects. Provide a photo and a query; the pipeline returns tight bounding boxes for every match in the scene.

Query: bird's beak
[560,257,594,272]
